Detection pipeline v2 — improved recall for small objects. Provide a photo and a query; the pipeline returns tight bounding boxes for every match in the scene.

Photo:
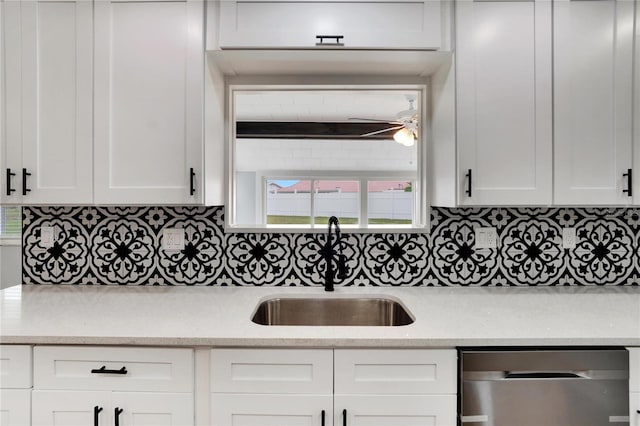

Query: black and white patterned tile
[225,233,292,286]
[431,216,498,286]
[292,233,362,288]
[21,205,640,286]
[500,217,564,286]
[362,233,429,286]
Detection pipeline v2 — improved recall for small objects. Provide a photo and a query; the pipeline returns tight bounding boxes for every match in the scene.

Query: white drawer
[0,345,32,389]
[211,348,332,394]
[34,346,193,392]
[334,349,457,395]
[630,348,640,392]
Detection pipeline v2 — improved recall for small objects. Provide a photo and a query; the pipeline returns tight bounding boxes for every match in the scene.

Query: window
[0,206,22,242]
[229,85,428,231]
[265,177,414,227]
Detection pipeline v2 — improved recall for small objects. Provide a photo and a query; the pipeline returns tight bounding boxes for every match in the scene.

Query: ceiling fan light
[393,128,415,146]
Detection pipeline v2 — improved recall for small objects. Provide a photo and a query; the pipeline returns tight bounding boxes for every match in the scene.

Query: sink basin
[251,296,414,326]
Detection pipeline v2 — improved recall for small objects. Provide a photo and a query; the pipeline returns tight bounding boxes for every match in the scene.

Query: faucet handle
[337,255,349,280]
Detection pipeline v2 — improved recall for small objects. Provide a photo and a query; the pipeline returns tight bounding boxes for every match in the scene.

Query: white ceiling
[234,90,420,122]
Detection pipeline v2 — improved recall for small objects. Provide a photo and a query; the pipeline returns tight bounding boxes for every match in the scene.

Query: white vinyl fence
[267,192,412,220]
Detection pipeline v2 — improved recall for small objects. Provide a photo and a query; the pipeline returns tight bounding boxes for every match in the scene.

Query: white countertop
[1,285,640,347]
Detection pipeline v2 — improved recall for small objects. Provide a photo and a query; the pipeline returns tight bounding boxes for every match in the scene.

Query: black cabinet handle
[190,167,196,196]
[623,168,633,197]
[115,407,124,426]
[22,168,31,196]
[342,409,347,426]
[316,35,344,46]
[91,366,128,375]
[6,168,15,196]
[465,169,472,197]
[94,406,103,426]
[321,410,325,426]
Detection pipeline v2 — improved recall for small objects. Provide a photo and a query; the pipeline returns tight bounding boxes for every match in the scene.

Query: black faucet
[324,216,348,291]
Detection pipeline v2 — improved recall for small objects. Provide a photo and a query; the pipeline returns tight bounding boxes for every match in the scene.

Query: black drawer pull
[623,168,633,197]
[321,409,325,426]
[94,406,103,426]
[91,366,128,375]
[343,409,347,426]
[6,168,15,196]
[22,168,31,196]
[316,35,344,46]
[115,407,124,426]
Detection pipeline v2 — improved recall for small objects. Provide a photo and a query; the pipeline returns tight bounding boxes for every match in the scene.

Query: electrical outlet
[562,228,576,249]
[163,228,185,250]
[40,226,56,248]
[475,227,497,249]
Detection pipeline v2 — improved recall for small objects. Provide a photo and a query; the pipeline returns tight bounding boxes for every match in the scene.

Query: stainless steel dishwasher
[460,349,629,426]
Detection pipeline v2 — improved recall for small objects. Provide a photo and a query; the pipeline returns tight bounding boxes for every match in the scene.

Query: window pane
[314,180,359,225]
[367,181,413,225]
[266,179,311,224]
[1,206,22,238]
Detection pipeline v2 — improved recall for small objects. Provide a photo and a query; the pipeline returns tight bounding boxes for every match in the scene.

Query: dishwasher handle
[505,371,589,379]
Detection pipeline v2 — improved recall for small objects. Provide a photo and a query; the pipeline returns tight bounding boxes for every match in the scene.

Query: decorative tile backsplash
[22,206,640,286]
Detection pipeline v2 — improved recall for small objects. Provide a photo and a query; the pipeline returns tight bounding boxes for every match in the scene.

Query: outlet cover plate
[475,227,497,249]
[40,226,56,248]
[562,228,576,249]
[163,228,185,250]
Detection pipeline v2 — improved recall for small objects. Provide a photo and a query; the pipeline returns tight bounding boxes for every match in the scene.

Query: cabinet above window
[216,0,450,51]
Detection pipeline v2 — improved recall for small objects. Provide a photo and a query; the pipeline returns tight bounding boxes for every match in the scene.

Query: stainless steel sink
[251,296,414,326]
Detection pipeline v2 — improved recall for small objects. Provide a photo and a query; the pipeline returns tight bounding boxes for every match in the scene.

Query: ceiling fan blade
[349,117,402,124]
[360,125,404,137]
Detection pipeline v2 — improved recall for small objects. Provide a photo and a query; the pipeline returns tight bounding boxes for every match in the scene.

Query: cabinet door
[632,393,640,426]
[32,390,111,426]
[0,390,31,426]
[219,0,442,50]
[211,394,332,426]
[554,0,634,205]
[335,395,456,426]
[19,0,93,204]
[94,0,204,204]
[456,0,552,205]
[1,0,22,204]
[112,392,193,426]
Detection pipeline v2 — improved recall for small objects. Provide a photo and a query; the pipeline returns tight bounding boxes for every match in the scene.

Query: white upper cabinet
[554,0,634,205]
[218,0,446,50]
[2,0,93,205]
[456,0,552,205]
[94,0,204,204]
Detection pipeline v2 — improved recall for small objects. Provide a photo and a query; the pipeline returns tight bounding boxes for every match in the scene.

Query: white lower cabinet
[211,348,457,426]
[632,393,640,426]
[336,395,456,426]
[211,394,332,425]
[32,346,195,426]
[32,391,193,426]
[0,390,31,426]
[630,348,640,425]
[0,345,32,426]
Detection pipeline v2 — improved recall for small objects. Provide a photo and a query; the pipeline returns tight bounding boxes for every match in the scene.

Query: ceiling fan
[349,95,418,146]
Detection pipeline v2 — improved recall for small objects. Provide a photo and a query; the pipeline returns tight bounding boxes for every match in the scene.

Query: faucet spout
[324,216,341,292]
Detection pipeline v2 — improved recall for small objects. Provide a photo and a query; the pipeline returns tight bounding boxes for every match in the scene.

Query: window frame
[226,83,429,233]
